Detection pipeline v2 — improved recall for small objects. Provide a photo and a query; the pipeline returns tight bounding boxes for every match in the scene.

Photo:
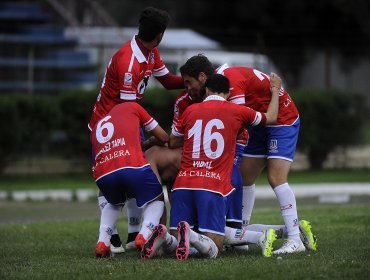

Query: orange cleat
[95,241,111,258]
[134,233,147,250]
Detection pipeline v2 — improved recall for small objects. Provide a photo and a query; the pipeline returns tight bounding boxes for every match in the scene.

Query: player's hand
[270,72,282,93]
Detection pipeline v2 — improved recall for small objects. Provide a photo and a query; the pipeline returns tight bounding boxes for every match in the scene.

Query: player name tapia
[95,137,126,158]
[178,170,221,180]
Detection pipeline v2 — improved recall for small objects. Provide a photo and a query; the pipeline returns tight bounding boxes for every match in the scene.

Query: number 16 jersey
[172,95,266,196]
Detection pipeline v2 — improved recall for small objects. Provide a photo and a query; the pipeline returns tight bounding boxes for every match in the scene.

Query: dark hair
[205,74,230,94]
[138,7,170,42]
[179,54,214,79]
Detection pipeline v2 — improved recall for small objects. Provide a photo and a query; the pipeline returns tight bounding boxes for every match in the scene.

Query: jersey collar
[204,95,226,102]
[216,63,229,74]
[131,36,149,63]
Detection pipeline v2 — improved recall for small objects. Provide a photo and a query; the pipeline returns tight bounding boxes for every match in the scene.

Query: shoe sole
[176,222,189,261]
[141,225,165,259]
[299,220,317,251]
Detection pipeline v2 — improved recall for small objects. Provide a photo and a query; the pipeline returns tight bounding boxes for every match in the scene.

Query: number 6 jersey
[91,102,158,181]
[172,95,266,196]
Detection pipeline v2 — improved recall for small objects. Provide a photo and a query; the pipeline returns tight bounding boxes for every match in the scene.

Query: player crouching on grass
[91,102,170,257]
[141,73,281,260]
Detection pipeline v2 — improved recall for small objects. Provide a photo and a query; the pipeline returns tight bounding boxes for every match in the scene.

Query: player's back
[221,66,299,125]
[175,97,253,196]
[91,102,149,180]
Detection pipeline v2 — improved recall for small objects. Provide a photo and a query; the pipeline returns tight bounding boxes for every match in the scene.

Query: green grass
[0,204,369,279]
[0,168,369,191]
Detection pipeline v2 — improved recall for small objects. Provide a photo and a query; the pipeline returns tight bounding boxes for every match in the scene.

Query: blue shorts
[243,118,300,161]
[96,165,163,207]
[226,144,244,223]
[170,189,227,235]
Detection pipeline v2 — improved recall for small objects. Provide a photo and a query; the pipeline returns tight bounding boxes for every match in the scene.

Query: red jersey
[172,95,266,196]
[172,90,249,145]
[172,90,197,130]
[91,102,158,181]
[88,36,169,130]
[216,64,299,125]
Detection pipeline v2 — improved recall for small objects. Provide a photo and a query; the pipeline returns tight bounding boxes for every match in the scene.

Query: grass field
[0,204,369,279]
[1,168,370,191]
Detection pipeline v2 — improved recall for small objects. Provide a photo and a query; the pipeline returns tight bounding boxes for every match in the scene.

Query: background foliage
[0,88,367,173]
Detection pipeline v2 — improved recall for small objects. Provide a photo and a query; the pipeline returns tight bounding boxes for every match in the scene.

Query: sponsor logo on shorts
[269,139,278,153]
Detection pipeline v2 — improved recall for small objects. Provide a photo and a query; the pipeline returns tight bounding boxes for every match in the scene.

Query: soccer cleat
[258,229,277,257]
[110,234,125,253]
[141,224,166,259]
[273,239,306,254]
[176,221,190,261]
[134,233,147,250]
[299,220,317,251]
[95,241,111,258]
[125,232,139,251]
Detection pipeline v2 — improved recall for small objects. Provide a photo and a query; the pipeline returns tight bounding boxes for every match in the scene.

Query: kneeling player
[91,102,169,257]
[141,73,281,260]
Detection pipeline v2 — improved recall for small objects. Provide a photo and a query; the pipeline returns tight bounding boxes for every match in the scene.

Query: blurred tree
[292,89,367,169]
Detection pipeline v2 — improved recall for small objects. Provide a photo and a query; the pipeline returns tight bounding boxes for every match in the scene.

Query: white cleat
[110,244,125,254]
[125,241,136,251]
[273,239,306,254]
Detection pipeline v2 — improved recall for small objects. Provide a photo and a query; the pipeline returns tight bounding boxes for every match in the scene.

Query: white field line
[0,183,369,202]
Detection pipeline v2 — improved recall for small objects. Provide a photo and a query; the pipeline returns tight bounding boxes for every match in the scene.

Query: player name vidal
[192,160,213,170]
[178,170,221,180]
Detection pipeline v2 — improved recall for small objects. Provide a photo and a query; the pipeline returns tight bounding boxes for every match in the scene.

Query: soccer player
[88,7,184,252]
[92,102,169,257]
[141,73,281,260]
[172,64,248,231]
[176,54,317,254]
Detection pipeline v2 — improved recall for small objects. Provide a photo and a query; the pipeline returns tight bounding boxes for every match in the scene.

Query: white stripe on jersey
[171,127,183,137]
[216,63,230,74]
[251,112,263,126]
[144,118,158,132]
[228,94,245,105]
[153,66,169,77]
[128,54,135,72]
[120,92,136,100]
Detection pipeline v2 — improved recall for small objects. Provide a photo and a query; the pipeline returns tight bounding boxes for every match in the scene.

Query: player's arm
[149,126,169,145]
[169,133,184,149]
[156,73,184,89]
[152,49,184,90]
[264,73,281,124]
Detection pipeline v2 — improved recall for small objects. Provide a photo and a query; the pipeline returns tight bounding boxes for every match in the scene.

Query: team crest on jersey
[269,139,278,153]
[150,53,154,63]
[124,72,132,86]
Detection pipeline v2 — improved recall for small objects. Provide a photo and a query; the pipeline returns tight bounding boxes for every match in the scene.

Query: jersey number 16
[188,119,225,159]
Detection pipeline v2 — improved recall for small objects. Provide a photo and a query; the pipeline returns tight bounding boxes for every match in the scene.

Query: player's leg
[125,198,142,250]
[95,170,128,257]
[176,190,226,260]
[240,156,266,225]
[224,226,277,257]
[123,165,165,250]
[240,126,267,227]
[266,120,307,254]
